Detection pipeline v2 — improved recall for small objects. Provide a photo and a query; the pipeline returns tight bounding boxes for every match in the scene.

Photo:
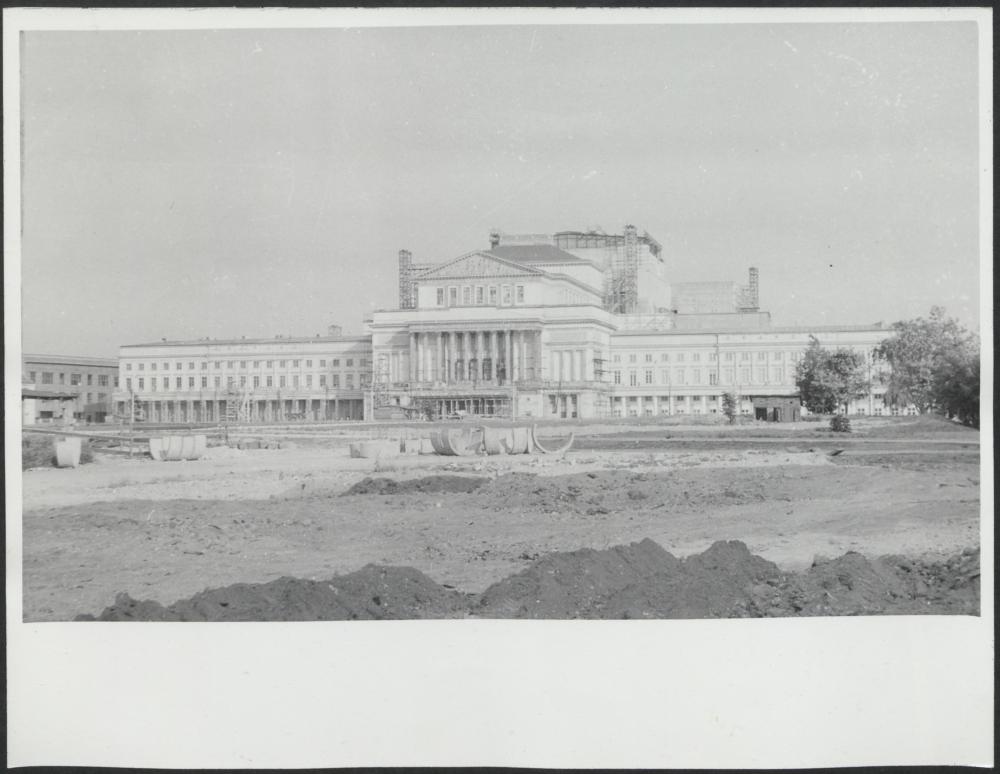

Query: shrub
[829,415,852,433]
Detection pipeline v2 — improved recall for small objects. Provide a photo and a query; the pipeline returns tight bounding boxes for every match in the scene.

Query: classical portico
[405,328,542,385]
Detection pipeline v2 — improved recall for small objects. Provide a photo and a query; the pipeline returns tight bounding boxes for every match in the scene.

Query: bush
[829,415,852,433]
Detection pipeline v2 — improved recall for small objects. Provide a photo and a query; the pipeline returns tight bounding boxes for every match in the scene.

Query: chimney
[489,229,501,249]
[748,267,759,310]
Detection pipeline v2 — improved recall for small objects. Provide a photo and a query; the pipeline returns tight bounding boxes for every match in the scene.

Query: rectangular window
[239,376,247,387]
[227,361,234,368]
[661,369,670,384]
[709,352,718,362]
[692,353,701,362]
[319,360,326,367]
[709,372,718,385]
[70,373,82,385]
[449,286,458,306]
[214,361,221,369]
[515,285,525,303]
[306,360,312,367]
[660,353,669,362]
[126,378,133,391]
[201,377,208,388]
[644,369,653,385]
[280,376,286,388]
[674,368,685,385]
[332,359,340,367]
[629,370,638,387]
[723,367,734,384]
[98,374,109,386]
[345,374,354,388]
[189,362,195,370]
[151,379,157,392]
[292,375,300,388]
[306,375,313,387]
[645,354,653,363]
[214,377,221,388]
[138,378,145,390]
[740,367,751,383]
[188,377,195,388]
[86,374,93,385]
[279,360,286,367]
[475,286,484,305]
[251,376,259,388]
[59,373,66,384]
[201,362,208,370]
[436,287,445,306]
[693,368,701,383]
[126,363,133,371]
[150,363,157,371]
[773,352,783,360]
[613,371,621,385]
[756,367,767,383]
[502,285,512,305]
[741,352,751,361]
[163,363,169,371]
[676,353,685,363]
[613,354,621,363]
[319,374,326,387]
[175,362,182,370]
[138,363,145,371]
[346,359,353,367]
[757,352,766,361]
[488,286,498,304]
[462,286,472,305]
[332,375,340,388]
[175,377,182,389]
[266,376,273,387]
[293,360,301,367]
[114,377,119,388]
[628,354,637,364]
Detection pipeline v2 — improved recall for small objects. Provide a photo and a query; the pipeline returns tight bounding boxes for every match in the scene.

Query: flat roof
[121,335,370,349]
[23,353,118,367]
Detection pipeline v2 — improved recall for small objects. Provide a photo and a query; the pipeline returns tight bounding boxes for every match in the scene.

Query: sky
[17,20,982,357]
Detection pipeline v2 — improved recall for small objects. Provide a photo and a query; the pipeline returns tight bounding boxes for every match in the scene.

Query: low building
[111,328,371,423]
[22,354,119,424]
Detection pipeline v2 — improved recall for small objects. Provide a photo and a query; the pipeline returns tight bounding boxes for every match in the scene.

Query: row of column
[404,330,542,385]
[118,398,363,423]
[548,348,594,383]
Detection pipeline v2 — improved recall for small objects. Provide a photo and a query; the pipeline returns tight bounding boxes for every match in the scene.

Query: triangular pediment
[415,251,542,281]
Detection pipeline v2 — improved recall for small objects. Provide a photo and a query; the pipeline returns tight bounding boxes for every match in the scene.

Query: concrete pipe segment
[530,424,575,454]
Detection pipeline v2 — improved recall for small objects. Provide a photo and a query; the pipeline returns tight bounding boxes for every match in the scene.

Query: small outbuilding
[750,394,801,423]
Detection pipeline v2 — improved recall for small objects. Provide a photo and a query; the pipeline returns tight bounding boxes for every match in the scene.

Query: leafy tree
[795,336,869,415]
[875,306,979,426]
[721,392,737,424]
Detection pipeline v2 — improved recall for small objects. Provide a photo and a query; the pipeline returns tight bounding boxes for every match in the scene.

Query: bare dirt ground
[21,416,980,621]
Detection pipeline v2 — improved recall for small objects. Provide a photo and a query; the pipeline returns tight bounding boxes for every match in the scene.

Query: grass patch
[22,434,94,470]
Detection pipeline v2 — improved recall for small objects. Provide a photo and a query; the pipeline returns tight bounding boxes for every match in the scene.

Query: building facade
[111,224,910,424]
[22,354,119,424]
[112,329,371,423]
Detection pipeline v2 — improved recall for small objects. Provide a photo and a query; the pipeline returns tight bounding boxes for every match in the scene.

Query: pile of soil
[342,475,488,496]
[76,565,470,621]
[76,539,979,621]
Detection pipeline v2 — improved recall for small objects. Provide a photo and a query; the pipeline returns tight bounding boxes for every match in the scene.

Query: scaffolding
[737,267,760,312]
[398,249,415,309]
[602,224,640,314]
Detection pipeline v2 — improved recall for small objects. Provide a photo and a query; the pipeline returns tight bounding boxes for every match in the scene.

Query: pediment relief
[416,252,540,281]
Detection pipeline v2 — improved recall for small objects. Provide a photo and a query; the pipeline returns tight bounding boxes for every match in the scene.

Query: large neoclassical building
[113,225,899,423]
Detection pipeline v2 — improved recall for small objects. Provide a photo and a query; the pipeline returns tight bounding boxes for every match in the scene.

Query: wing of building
[110,224,902,424]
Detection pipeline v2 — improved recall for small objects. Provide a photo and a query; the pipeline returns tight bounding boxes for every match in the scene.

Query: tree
[721,392,737,424]
[875,306,980,426]
[795,336,869,415]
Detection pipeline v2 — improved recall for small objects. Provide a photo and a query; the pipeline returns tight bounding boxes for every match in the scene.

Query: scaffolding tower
[602,225,640,314]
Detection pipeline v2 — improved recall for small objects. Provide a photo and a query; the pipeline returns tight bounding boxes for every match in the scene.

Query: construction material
[148,435,207,461]
[354,440,400,460]
[530,425,575,454]
[54,437,82,468]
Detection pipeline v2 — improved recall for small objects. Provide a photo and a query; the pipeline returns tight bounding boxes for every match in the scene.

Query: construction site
[21,410,980,622]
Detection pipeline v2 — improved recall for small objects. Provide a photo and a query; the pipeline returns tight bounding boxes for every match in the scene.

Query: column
[517,332,526,381]
[505,331,514,383]
[550,350,560,382]
[475,330,484,382]
[584,347,593,381]
[490,331,499,383]
[409,332,417,382]
[463,331,472,382]
[437,333,444,382]
[424,335,433,383]
[447,331,454,383]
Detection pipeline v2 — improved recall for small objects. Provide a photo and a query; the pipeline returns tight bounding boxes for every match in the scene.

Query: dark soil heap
[76,540,979,621]
[342,475,488,496]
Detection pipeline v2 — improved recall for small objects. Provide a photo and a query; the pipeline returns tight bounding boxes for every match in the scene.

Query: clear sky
[18,21,981,357]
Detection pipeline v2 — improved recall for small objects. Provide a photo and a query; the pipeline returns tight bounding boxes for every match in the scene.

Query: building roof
[486,244,586,265]
[22,388,78,400]
[23,353,118,367]
[120,334,370,349]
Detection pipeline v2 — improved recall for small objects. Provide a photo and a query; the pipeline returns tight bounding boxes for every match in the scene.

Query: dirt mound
[342,475,488,496]
[77,565,469,621]
[76,540,980,621]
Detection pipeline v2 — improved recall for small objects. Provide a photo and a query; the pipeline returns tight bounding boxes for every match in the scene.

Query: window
[773,352,783,361]
[70,373,82,385]
[292,375,300,388]
[756,367,766,383]
[613,354,621,363]
[661,369,670,384]
[771,367,783,383]
[138,363,145,371]
[227,377,234,388]
[280,376,286,388]
[319,374,326,387]
[724,367,734,383]
[449,286,458,306]
[98,374,109,386]
[151,379,157,392]
[163,363,169,371]
[279,360,286,367]
[214,377,221,388]
[253,376,260,388]
[757,352,766,361]
[462,286,472,305]
[306,375,313,387]
[201,377,208,388]
[293,360,300,367]
[126,363,133,371]
[266,376,273,387]
[692,353,701,362]
[240,376,247,387]
[436,287,445,306]
[488,286,498,304]
[151,363,157,371]
[226,361,234,368]
[502,285,512,305]
[319,360,326,367]
[126,378,133,391]
[138,378,145,390]
[59,373,66,384]
[114,377,119,387]
[163,377,170,389]
[345,374,354,388]
[332,375,340,388]
[87,374,93,385]
[741,352,751,361]
[475,286,484,305]
[185,376,193,388]
[709,352,718,362]
[253,361,260,368]
[645,354,653,363]
[175,362,182,370]
[629,370,638,386]
[629,354,637,364]
[692,369,701,383]
[740,367,751,383]
[332,359,340,367]
[724,352,734,362]
[346,359,353,367]
[674,368,685,385]
[660,353,669,362]
[175,377,182,389]
[676,353,685,363]
[644,369,653,385]
[709,372,718,385]
[189,362,195,370]
[515,285,525,303]
[201,362,208,370]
